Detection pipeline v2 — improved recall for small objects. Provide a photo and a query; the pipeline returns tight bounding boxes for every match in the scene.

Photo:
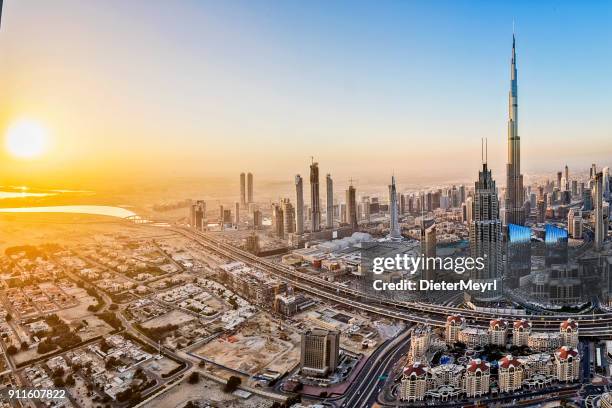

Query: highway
[175,227,612,338]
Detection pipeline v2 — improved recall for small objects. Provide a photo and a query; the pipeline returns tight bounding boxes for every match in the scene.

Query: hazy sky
[1,0,611,188]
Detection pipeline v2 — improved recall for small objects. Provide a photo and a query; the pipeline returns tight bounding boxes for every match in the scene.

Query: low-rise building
[458,327,489,349]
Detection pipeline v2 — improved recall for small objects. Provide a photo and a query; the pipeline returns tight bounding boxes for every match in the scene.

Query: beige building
[559,318,579,348]
[409,325,431,362]
[498,355,524,392]
[458,327,489,349]
[512,319,532,346]
[554,346,580,382]
[445,314,465,344]
[519,353,554,377]
[299,329,340,377]
[464,359,490,397]
[528,331,561,352]
[400,362,429,402]
[430,364,464,388]
[488,318,508,346]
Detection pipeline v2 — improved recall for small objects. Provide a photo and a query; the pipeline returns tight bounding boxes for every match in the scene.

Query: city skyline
[1,1,611,188]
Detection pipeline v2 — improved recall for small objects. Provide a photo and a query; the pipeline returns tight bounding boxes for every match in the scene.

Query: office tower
[253,210,262,230]
[223,209,232,224]
[361,197,371,223]
[583,188,593,211]
[465,196,474,224]
[507,223,532,288]
[247,172,254,203]
[571,180,578,197]
[234,202,240,227]
[339,203,347,224]
[295,175,304,235]
[557,172,562,190]
[591,164,597,179]
[300,329,340,377]
[325,174,333,229]
[469,157,503,300]
[346,184,358,230]
[505,34,525,226]
[192,200,206,230]
[545,224,568,267]
[388,176,401,239]
[604,167,611,200]
[272,203,284,239]
[594,172,604,251]
[400,194,406,215]
[219,205,224,223]
[421,218,436,282]
[564,165,569,191]
[310,162,321,232]
[282,198,295,235]
[459,185,466,204]
[568,209,582,239]
[537,199,546,223]
[240,173,246,207]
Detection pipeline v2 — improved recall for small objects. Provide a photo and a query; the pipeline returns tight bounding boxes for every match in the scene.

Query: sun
[5,119,49,159]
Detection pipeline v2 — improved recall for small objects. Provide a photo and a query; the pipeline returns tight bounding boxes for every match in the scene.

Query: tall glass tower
[505,34,526,226]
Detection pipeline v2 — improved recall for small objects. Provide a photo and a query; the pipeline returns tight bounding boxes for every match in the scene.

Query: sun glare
[5,119,49,159]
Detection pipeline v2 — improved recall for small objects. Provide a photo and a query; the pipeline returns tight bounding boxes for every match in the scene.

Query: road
[174,227,612,337]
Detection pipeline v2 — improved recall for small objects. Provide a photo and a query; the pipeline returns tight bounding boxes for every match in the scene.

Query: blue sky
[1,0,611,186]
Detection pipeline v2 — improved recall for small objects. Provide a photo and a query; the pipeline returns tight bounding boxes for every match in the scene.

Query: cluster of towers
[239,172,254,207]
[292,161,359,236]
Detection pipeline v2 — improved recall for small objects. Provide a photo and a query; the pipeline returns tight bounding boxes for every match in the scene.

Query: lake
[0,205,138,219]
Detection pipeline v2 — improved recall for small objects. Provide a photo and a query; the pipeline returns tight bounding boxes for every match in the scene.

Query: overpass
[175,227,612,338]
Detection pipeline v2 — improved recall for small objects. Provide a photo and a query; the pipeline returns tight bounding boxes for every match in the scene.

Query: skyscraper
[310,162,321,232]
[295,175,304,235]
[240,173,246,207]
[272,203,284,239]
[603,167,611,200]
[470,152,503,300]
[326,174,334,229]
[594,172,604,251]
[346,183,358,230]
[247,172,254,204]
[234,202,240,227]
[564,165,569,191]
[300,329,340,377]
[282,198,296,235]
[388,176,401,239]
[505,34,525,226]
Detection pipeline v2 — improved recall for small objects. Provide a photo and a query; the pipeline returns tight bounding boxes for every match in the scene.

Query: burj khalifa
[504,34,525,226]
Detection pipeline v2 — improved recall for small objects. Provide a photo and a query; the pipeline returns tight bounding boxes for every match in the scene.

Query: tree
[6,345,17,355]
[223,376,241,393]
[65,375,76,387]
[53,377,65,387]
[53,367,65,378]
[187,372,200,384]
[5,313,12,322]
[109,303,118,311]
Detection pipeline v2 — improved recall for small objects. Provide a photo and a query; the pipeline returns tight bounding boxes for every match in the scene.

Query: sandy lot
[145,372,273,408]
[194,313,300,377]
[141,309,196,329]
